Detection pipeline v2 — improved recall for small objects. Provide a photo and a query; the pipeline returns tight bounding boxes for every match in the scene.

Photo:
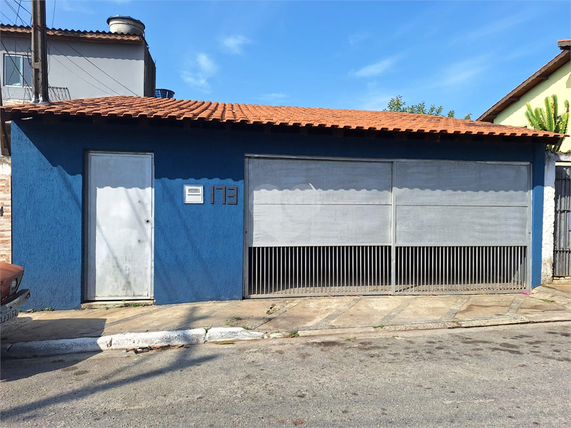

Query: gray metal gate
[245,156,531,296]
[554,166,571,277]
[247,245,526,295]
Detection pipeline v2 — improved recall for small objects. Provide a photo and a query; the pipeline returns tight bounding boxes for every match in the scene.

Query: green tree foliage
[525,94,570,152]
[384,95,472,120]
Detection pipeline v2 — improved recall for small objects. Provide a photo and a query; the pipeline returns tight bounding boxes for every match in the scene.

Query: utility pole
[31,0,49,104]
[0,81,8,156]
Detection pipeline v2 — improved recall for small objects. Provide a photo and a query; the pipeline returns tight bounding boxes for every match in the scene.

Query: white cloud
[59,0,132,15]
[350,57,398,78]
[258,93,288,104]
[59,0,95,13]
[355,93,393,111]
[348,32,371,46]
[221,35,252,55]
[180,53,218,93]
[463,13,533,41]
[437,56,490,88]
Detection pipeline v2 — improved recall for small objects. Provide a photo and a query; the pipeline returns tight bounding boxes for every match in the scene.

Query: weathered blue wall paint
[11,122,84,310]
[11,120,545,309]
[531,144,546,288]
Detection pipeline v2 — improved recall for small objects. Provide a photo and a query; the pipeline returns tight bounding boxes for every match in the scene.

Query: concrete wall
[1,35,146,101]
[11,120,546,310]
[494,63,571,151]
[0,156,11,263]
[542,152,556,284]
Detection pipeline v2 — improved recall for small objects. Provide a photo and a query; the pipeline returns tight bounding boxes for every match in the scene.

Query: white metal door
[86,152,153,300]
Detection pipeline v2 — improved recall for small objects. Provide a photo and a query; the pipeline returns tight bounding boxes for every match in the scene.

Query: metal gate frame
[554,164,571,277]
[243,154,532,297]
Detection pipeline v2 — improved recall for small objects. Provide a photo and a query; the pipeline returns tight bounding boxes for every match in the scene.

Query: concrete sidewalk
[2,284,571,357]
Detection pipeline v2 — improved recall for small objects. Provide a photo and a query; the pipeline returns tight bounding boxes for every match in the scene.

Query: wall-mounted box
[184,185,204,204]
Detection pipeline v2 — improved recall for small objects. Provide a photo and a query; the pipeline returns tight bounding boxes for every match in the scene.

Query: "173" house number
[211,186,238,205]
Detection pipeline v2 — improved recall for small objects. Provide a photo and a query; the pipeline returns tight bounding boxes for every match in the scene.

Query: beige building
[478,39,570,151]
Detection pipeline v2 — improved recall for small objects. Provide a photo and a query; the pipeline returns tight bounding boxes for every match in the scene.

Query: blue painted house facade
[3,97,562,310]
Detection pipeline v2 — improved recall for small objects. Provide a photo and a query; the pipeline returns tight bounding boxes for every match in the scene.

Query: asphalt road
[1,322,570,427]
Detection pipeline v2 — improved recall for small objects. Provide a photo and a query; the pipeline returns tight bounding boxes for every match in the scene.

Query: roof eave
[477,50,570,122]
[2,106,564,146]
[0,26,144,44]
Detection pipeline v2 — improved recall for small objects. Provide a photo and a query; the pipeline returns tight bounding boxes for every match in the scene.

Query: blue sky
[1,0,570,118]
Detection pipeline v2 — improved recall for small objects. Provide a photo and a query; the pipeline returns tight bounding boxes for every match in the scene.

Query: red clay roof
[1,96,565,140]
[477,44,570,122]
[0,24,144,43]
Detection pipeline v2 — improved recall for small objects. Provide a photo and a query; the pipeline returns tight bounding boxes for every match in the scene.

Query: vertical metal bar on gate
[245,157,532,297]
[554,166,571,277]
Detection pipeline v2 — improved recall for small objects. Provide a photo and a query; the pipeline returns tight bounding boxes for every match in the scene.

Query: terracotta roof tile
[1,96,565,141]
[0,24,143,43]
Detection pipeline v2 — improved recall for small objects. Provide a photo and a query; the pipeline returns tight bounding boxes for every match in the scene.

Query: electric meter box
[184,185,204,204]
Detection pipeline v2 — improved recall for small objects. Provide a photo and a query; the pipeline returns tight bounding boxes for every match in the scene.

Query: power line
[64,43,139,96]
[3,28,121,96]
[48,44,121,95]
[15,0,23,25]
[3,35,114,98]
[2,0,22,24]
[51,0,56,27]
[0,39,31,87]
[47,53,116,96]
[49,56,116,95]
[1,10,18,25]
[2,0,28,26]
[2,8,139,99]
[14,0,31,16]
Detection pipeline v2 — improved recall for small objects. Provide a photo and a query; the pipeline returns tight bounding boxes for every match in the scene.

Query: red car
[1,262,31,324]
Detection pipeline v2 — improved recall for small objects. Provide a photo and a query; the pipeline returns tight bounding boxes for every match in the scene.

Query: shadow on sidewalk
[1,317,107,343]
[1,317,107,382]
[1,305,216,421]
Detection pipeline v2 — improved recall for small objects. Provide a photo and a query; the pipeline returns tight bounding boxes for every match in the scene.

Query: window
[3,54,32,87]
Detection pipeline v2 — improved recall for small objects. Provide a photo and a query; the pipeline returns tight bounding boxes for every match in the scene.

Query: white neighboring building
[1,17,155,105]
[0,17,156,263]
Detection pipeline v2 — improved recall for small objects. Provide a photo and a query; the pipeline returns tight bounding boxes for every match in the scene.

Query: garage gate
[245,156,531,296]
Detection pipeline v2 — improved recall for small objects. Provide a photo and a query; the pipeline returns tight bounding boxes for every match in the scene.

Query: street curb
[105,329,207,350]
[2,337,104,357]
[283,317,571,338]
[1,327,267,357]
[206,327,264,342]
[2,328,208,358]
[3,318,570,358]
